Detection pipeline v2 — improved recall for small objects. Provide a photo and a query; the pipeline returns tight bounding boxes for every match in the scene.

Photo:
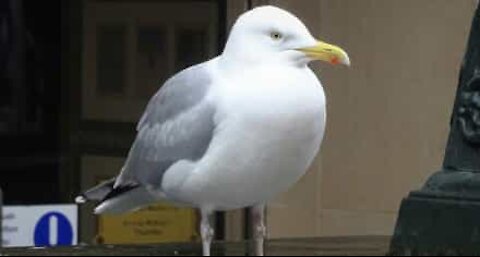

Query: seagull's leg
[251,205,267,256]
[200,208,214,256]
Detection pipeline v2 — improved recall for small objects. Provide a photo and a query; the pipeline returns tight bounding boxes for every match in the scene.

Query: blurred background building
[0,0,476,246]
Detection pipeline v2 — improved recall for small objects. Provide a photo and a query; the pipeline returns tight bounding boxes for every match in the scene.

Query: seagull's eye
[270,31,283,41]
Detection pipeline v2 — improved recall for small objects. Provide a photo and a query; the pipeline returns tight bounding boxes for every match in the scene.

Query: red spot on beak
[330,56,340,65]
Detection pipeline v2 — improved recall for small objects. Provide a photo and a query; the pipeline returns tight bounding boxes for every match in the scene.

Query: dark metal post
[9,0,26,133]
[0,188,3,248]
[390,3,480,256]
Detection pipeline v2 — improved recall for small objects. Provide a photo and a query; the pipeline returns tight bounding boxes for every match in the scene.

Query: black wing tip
[102,185,140,202]
[75,185,138,205]
[75,177,119,204]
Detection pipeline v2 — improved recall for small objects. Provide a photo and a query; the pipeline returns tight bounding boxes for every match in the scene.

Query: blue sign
[33,212,74,247]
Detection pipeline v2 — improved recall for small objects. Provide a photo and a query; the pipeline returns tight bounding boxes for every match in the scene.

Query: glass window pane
[175,28,207,72]
[96,24,126,96]
[135,26,168,98]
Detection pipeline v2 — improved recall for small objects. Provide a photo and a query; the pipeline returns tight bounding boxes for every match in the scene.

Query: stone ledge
[0,236,390,256]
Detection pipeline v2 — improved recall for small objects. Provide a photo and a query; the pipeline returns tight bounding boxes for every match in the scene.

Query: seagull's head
[222,6,350,67]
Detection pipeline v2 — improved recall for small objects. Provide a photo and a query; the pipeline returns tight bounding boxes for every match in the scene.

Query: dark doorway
[0,0,61,204]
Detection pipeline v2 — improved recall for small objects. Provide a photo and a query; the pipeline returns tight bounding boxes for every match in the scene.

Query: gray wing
[115,62,216,189]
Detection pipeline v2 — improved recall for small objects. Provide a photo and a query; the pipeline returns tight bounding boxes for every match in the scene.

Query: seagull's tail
[75,178,158,215]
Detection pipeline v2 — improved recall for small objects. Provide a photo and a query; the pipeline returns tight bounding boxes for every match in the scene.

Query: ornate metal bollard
[390,2,480,256]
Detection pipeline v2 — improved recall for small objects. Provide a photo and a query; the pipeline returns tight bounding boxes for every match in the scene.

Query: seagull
[77,5,349,256]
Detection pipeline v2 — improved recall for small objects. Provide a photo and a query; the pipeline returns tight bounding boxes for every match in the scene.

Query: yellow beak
[298,41,350,66]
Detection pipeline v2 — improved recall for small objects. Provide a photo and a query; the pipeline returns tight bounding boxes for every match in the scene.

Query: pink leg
[200,209,214,256]
[251,205,266,256]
